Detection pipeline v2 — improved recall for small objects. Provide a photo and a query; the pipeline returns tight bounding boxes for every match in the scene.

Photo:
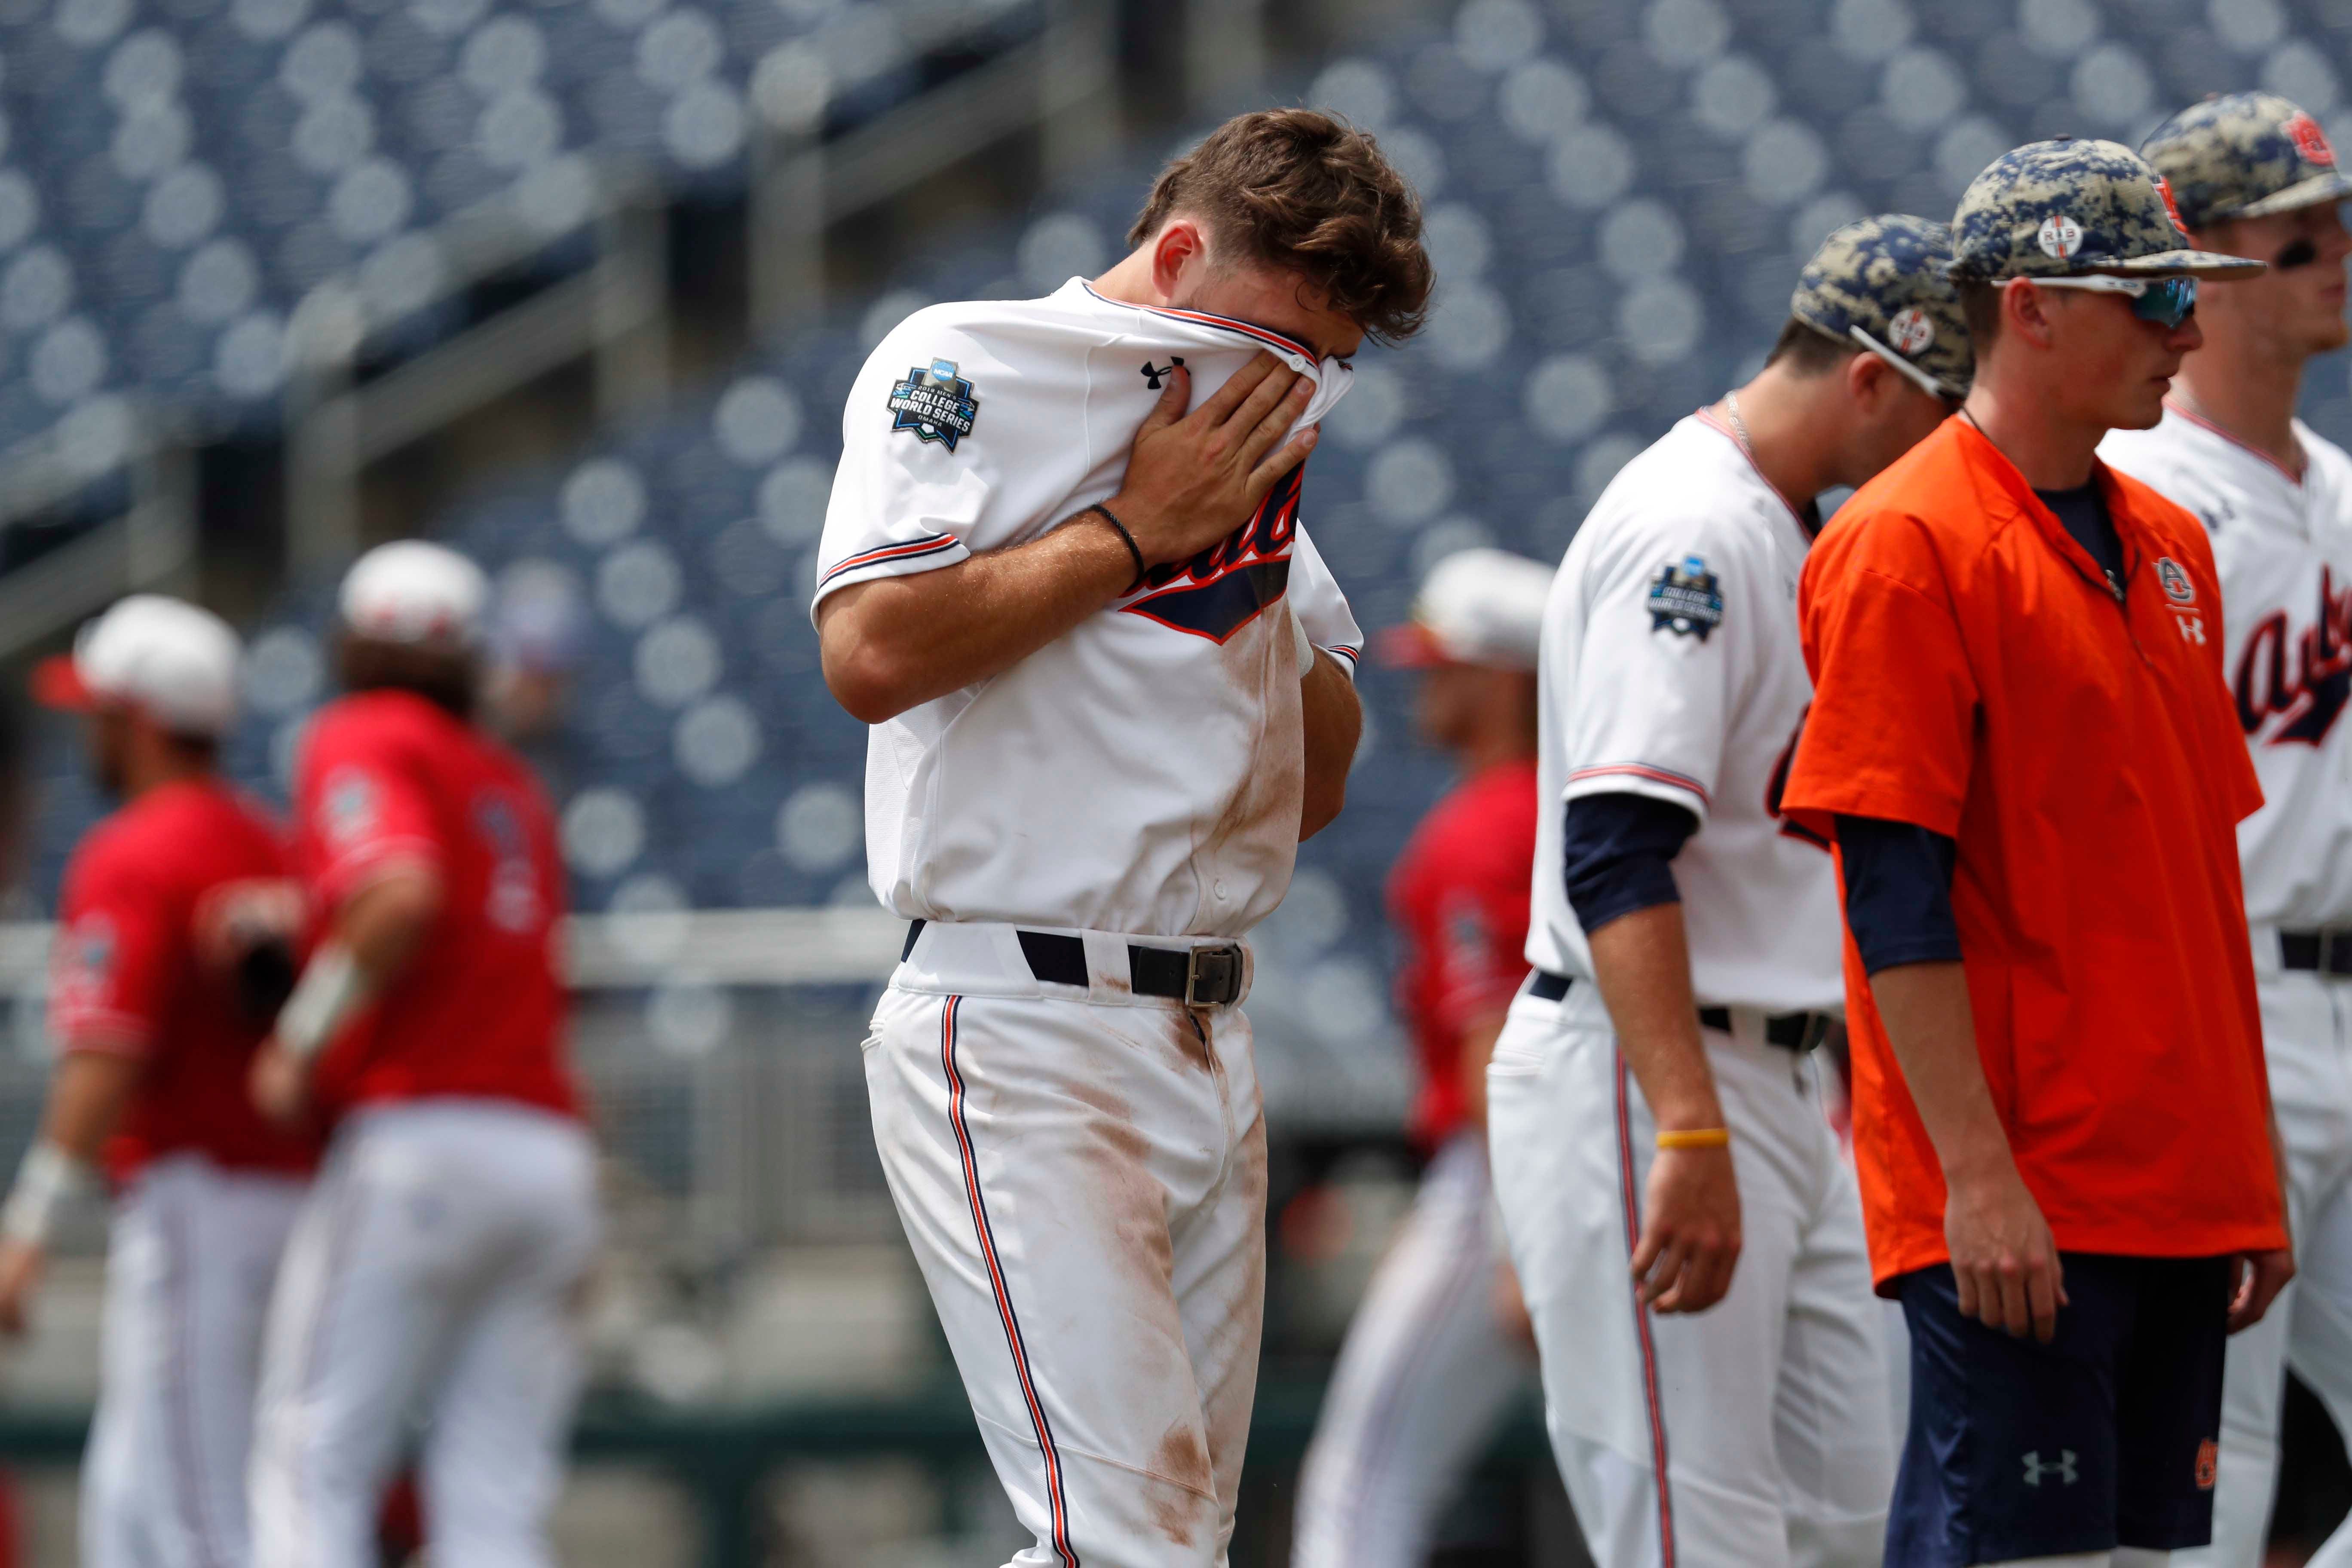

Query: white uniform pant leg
[1488,987,1893,1568]
[2179,969,2352,1568]
[417,1114,597,1568]
[249,1103,597,1568]
[1290,1133,1532,1568]
[82,1158,306,1568]
[864,986,1266,1568]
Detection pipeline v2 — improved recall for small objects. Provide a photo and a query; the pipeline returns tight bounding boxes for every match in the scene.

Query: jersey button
[1213,879,1229,900]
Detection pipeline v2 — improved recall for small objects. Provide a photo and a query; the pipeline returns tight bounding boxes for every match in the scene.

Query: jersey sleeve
[1288,522,1363,677]
[1558,515,1750,824]
[810,318,992,618]
[1782,512,1979,839]
[48,850,174,1057]
[297,719,443,908]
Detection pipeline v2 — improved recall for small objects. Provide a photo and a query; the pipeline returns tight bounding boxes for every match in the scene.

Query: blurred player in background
[1787,141,2285,1568]
[2101,94,2352,1568]
[1291,547,1550,1568]
[245,540,595,1568]
[0,595,312,1568]
[1489,216,1970,1568]
[816,109,1426,1564]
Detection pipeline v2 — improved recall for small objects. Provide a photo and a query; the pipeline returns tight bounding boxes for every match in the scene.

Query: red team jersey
[294,690,577,1120]
[1387,759,1539,1150]
[50,779,318,1183]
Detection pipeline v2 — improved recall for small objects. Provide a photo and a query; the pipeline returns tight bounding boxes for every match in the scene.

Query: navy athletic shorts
[1886,1253,2232,1568]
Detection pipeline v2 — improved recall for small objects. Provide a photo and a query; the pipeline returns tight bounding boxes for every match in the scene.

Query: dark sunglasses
[2034,274,2199,328]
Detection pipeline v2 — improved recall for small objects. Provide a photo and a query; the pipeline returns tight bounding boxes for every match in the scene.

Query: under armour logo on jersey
[1141,357,1185,389]
[2236,565,2352,744]
[2021,1450,2079,1488]
[1648,556,1724,640]
[885,358,980,451]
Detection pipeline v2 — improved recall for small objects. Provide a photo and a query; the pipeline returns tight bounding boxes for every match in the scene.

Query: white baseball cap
[1378,547,1555,672]
[339,539,489,647]
[33,594,242,738]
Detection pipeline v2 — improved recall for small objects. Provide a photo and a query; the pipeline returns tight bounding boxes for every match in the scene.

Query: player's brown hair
[336,631,478,720]
[1128,108,1434,345]
[1763,318,1859,376]
[1957,279,2002,349]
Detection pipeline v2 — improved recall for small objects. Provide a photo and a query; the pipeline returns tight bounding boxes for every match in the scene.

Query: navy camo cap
[1949,137,2266,282]
[1789,214,1972,399]
[2141,93,2352,230]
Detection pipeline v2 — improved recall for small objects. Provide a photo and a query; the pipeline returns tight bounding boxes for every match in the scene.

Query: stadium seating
[24,0,2352,1110]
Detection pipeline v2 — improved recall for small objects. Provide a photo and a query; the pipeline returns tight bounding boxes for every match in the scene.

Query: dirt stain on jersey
[1202,1104,1271,1501]
[1146,1421,1214,1545]
[1066,1079,1176,1300]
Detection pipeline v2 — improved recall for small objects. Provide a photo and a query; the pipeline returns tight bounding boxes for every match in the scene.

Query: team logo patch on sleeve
[323,767,381,846]
[886,358,980,451]
[1648,555,1724,640]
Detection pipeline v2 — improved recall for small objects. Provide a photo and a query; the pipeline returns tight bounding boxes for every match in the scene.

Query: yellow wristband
[1655,1127,1731,1151]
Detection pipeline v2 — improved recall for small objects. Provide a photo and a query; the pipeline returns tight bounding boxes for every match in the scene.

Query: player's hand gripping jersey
[292,689,576,1118]
[1525,412,1842,1010]
[2105,407,2352,931]
[816,279,1363,938]
[51,779,316,1182]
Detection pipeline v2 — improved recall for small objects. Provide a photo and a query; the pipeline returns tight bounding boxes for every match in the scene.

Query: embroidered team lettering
[1121,466,1305,642]
[2236,565,2352,744]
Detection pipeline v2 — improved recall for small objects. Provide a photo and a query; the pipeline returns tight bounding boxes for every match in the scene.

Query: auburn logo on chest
[1120,467,1305,642]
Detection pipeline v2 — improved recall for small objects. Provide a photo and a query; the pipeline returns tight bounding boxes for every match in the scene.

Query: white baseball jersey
[2103,404,2352,1568]
[2102,406,2352,929]
[1526,413,1842,1012]
[815,279,1362,939]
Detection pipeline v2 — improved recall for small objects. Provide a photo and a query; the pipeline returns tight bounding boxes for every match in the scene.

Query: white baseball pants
[83,1154,306,1568]
[865,921,1267,1568]
[248,1099,597,1568]
[2176,945,2352,1568]
[1292,1131,1534,1568]
[1488,981,1895,1568]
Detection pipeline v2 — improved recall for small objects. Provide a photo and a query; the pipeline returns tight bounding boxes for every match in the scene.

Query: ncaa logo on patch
[2156,556,2197,605]
[1886,306,1935,356]
[2037,214,2084,260]
[2288,110,2337,168]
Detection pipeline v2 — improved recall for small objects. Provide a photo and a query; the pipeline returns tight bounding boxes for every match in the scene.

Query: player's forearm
[818,516,1135,724]
[1298,652,1360,840]
[336,867,443,983]
[1586,903,1722,1132]
[1866,960,2017,1188]
[35,1051,140,1167]
[1458,1013,1507,1130]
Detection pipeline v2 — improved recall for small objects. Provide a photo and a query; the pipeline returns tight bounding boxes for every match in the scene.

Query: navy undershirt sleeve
[1563,793,1701,934]
[1834,815,1962,974]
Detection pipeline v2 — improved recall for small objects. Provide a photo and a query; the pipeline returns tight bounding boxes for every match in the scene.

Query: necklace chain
[1724,389,1754,457]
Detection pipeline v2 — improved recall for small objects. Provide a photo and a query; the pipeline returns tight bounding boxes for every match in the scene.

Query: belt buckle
[1185,946,1241,1008]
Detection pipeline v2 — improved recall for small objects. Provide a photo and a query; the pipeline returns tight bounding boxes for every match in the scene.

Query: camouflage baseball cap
[2140,92,2352,230]
[1948,137,2264,282]
[1789,214,1972,399]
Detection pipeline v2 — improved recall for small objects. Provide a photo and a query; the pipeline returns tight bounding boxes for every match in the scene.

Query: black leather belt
[1018,929,1244,1006]
[1528,971,1826,1051]
[2282,929,2352,977]
[1701,1006,1835,1052]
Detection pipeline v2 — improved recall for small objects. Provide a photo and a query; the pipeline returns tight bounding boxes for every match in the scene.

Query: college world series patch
[886,358,980,451]
[1649,555,1724,640]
